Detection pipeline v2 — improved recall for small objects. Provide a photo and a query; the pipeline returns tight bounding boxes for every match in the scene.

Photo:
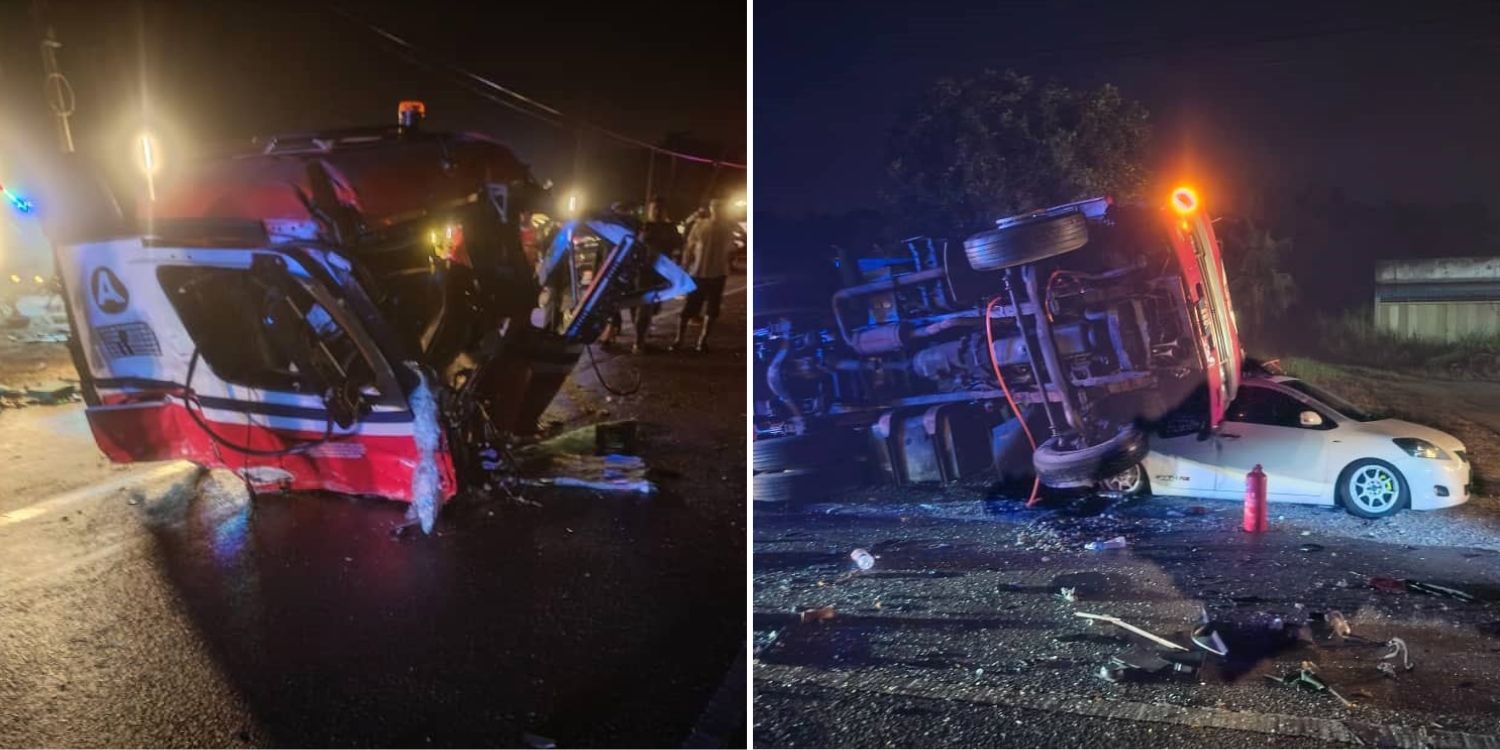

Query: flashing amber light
[1170,186,1199,215]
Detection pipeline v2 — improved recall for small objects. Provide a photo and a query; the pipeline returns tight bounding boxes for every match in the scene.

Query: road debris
[1298,543,1324,553]
[1369,576,1407,594]
[850,548,875,571]
[1326,610,1352,639]
[1191,626,1228,656]
[1058,586,1077,603]
[522,732,557,748]
[1075,612,1188,651]
[1084,536,1127,551]
[1098,648,1199,683]
[1380,637,1414,672]
[800,606,836,624]
[593,419,639,455]
[523,454,656,494]
[1265,661,1354,708]
[22,381,77,405]
[1406,580,1476,602]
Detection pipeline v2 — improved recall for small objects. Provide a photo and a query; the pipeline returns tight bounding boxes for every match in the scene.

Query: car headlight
[1393,438,1449,460]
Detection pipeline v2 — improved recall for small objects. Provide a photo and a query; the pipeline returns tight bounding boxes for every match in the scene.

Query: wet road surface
[0,283,746,747]
[753,488,1500,748]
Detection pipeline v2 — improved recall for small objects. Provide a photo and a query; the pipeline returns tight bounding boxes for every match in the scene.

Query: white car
[1103,376,1471,518]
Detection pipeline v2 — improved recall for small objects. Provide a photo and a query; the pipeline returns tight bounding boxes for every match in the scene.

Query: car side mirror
[1299,410,1324,428]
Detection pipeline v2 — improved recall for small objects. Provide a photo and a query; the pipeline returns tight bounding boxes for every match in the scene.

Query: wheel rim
[1348,465,1399,512]
[1100,465,1142,493]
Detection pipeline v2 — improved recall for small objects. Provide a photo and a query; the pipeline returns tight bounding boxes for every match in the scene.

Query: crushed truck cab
[53,115,692,507]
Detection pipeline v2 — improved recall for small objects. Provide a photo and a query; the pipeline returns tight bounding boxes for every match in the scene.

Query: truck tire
[752,432,855,473]
[963,212,1090,272]
[753,463,860,504]
[1033,425,1149,489]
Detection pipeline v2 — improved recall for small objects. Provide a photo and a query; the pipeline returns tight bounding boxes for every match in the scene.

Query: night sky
[0,0,745,214]
[754,0,1500,220]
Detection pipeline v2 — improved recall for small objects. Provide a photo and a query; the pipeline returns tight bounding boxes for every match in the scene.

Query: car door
[1145,385,1222,496]
[1210,384,1331,499]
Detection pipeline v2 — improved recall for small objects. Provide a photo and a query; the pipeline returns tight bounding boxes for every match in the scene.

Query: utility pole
[35,0,76,153]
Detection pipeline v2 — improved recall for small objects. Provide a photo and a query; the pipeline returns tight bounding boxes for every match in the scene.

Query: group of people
[599,196,739,354]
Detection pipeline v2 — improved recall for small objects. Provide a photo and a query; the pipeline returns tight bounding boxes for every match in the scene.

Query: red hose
[984,296,1043,507]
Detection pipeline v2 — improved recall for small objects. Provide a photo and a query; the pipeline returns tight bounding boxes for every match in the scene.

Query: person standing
[624,197,683,353]
[674,198,736,352]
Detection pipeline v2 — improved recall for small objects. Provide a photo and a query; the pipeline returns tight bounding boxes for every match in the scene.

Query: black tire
[753,432,855,473]
[1033,425,1150,489]
[963,212,1090,272]
[1336,459,1409,519]
[753,463,860,504]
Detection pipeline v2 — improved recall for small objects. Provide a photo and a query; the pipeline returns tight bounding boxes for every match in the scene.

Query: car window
[1224,386,1321,428]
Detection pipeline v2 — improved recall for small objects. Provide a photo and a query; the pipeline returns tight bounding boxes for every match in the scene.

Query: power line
[331,5,745,170]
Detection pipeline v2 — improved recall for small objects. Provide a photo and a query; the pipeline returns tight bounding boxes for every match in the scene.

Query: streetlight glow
[137,132,162,201]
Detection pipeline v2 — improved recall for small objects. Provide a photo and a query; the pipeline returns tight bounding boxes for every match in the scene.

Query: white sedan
[1103,376,1472,518]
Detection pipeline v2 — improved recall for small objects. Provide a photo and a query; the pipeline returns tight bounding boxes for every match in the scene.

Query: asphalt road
[753,490,1500,748]
[0,280,747,748]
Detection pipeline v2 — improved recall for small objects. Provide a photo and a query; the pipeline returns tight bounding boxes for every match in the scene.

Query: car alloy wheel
[1340,460,1408,519]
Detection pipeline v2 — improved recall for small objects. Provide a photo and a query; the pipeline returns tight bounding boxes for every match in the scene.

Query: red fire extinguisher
[1243,464,1268,533]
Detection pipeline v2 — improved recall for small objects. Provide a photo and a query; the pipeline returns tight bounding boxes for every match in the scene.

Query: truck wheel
[753,463,860,504]
[963,212,1090,272]
[1337,459,1408,519]
[753,432,855,472]
[1033,425,1149,489]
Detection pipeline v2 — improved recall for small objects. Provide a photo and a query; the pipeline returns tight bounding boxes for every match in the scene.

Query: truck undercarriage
[753,190,1241,500]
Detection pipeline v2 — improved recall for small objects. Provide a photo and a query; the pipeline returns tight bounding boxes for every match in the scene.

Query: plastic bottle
[1084,536,1128,551]
[850,548,875,570]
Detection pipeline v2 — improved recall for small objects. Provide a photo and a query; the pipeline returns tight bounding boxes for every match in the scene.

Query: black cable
[584,342,642,397]
[326,3,745,170]
[181,348,339,457]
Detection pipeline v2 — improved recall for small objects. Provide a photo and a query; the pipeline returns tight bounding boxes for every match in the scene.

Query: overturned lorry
[49,106,692,522]
[752,188,1242,501]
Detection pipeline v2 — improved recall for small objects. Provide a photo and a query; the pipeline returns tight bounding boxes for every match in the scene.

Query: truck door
[58,237,454,502]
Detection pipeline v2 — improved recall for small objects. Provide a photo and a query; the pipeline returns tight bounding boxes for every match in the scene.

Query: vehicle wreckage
[752,187,1243,501]
[48,104,693,529]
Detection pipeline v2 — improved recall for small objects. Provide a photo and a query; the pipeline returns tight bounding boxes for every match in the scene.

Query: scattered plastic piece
[1084,536,1127,551]
[850,548,875,571]
[1191,626,1228,656]
[1380,637,1413,672]
[1075,612,1188,651]
[1327,610,1351,639]
[1058,586,1077,603]
[800,605,836,624]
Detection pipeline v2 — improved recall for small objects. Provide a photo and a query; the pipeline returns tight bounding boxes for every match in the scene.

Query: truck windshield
[1281,379,1383,422]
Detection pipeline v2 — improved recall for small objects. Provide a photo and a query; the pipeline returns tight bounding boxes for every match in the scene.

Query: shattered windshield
[1281,379,1384,422]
